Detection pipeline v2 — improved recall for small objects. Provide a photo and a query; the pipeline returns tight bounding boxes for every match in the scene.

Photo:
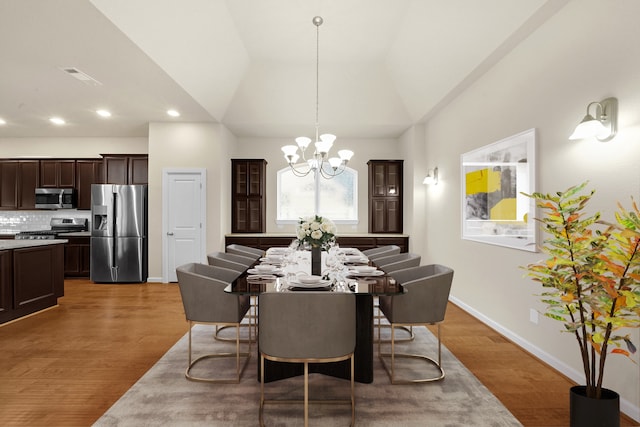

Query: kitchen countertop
[0,239,68,250]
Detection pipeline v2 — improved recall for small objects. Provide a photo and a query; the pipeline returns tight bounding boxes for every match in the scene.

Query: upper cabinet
[0,160,39,210]
[0,155,146,210]
[75,160,104,210]
[39,160,76,188]
[102,155,148,185]
[231,159,266,233]
[368,160,403,234]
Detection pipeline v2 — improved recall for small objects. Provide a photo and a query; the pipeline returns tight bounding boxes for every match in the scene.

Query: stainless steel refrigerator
[90,184,148,283]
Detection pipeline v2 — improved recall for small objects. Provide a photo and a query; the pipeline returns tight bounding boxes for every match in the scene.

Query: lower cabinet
[0,243,64,324]
[64,237,90,278]
[0,250,12,319]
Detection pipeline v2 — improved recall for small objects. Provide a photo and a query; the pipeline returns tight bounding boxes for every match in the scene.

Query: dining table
[224,246,403,384]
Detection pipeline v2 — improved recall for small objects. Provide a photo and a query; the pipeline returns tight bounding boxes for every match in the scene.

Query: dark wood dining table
[224,255,403,384]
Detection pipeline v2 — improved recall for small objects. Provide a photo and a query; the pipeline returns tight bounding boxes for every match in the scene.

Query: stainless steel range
[15,218,89,240]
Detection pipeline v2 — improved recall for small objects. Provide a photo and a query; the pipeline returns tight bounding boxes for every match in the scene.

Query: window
[277,166,358,223]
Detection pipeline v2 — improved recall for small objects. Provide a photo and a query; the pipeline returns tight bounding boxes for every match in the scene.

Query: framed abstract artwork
[460,128,537,252]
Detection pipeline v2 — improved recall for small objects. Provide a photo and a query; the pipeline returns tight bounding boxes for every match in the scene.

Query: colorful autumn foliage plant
[523,182,640,399]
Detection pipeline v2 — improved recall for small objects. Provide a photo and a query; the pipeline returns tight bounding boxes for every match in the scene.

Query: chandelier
[281,16,353,179]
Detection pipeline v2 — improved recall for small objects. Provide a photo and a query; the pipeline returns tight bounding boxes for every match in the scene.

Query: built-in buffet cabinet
[0,241,65,324]
[0,155,147,210]
[226,234,409,253]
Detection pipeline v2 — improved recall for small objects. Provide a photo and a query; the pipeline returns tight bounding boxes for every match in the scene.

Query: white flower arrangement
[295,215,337,250]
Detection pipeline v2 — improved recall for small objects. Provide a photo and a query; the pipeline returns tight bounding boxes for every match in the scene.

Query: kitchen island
[0,239,66,324]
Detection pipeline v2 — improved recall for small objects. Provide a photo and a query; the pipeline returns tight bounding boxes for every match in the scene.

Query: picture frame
[460,128,537,252]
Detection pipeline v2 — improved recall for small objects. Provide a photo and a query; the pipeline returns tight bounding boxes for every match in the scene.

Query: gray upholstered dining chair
[176,263,252,383]
[377,264,454,384]
[206,253,257,342]
[208,251,255,271]
[374,252,421,273]
[226,243,264,260]
[363,245,401,262]
[259,292,356,427]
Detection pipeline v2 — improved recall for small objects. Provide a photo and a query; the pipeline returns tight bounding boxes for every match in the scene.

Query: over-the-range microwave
[35,188,77,209]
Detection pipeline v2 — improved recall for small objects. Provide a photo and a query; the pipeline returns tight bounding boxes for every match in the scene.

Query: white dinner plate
[287,280,332,288]
[346,270,384,277]
[259,257,283,265]
[247,274,277,281]
[266,248,288,255]
[247,268,283,275]
[339,248,360,255]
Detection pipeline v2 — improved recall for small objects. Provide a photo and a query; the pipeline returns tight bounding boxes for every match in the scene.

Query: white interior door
[163,169,206,282]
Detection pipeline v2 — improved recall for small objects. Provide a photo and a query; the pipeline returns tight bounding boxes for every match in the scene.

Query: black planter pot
[570,385,620,427]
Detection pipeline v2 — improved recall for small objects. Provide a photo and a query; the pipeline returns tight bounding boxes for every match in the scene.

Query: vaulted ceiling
[0,0,566,139]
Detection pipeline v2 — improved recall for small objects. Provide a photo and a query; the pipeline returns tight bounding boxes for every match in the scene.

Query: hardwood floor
[0,280,636,426]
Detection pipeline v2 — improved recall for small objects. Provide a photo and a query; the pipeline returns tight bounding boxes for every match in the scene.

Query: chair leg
[259,353,355,426]
[215,298,257,343]
[259,355,265,427]
[304,362,309,427]
[350,355,355,427]
[186,320,252,383]
[379,323,445,384]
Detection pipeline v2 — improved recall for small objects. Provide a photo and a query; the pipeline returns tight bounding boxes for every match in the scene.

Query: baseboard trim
[146,277,164,283]
[449,295,640,423]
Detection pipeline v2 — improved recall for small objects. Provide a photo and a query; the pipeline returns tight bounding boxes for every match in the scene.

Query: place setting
[345,265,384,278]
[246,263,284,276]
[285,274,332,291]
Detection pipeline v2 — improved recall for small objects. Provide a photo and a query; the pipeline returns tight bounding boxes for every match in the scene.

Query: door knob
[167,232,174,236]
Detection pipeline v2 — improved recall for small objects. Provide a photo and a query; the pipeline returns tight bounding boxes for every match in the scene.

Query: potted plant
[523,182,640,427]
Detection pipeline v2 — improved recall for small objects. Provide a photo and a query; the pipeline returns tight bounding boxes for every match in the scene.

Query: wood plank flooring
[0,280,636,426]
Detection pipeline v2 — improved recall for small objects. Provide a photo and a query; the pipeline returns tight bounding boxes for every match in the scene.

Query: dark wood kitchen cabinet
[39,160,76,188]
[64,237,90,278]
[0,160,39,210]
[231,159,266,233]
[0,250,12,319]
[368,160,403,233]
[102,154,148,185]
[0,243,64,325]
[75,160,104,209]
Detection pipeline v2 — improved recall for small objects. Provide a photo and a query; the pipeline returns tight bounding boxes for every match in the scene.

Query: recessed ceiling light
[49,117,66,125]
[167,109,180,117]
[96,109,112,118]
[0,118,6,125]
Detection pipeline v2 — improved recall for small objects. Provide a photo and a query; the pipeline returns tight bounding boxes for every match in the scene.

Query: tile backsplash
[0,210,92,234]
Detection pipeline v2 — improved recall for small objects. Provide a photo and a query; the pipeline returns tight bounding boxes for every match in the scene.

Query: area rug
[94,323,522,426]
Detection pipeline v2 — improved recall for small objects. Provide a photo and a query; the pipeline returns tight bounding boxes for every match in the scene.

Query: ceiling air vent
[60,67,102,85]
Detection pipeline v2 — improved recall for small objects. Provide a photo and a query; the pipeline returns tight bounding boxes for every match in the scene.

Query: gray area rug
[94,323,522,426]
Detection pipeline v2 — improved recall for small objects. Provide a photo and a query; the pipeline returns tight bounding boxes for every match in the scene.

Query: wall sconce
[423,167,438,185]
[568,97,618,142]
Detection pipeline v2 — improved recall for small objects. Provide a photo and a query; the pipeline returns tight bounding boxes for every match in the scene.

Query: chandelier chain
[315,18,320,143]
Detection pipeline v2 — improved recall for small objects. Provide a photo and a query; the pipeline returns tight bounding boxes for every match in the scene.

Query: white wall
[0,137,147,157]
[148,122,234,281]
[422,0,640,420]
[232,136,403,235]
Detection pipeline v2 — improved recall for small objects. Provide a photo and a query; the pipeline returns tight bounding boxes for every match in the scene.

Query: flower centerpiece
[295,215,337,250]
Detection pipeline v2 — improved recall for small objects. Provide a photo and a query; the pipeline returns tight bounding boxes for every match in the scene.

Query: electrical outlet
[529,308,539,324]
